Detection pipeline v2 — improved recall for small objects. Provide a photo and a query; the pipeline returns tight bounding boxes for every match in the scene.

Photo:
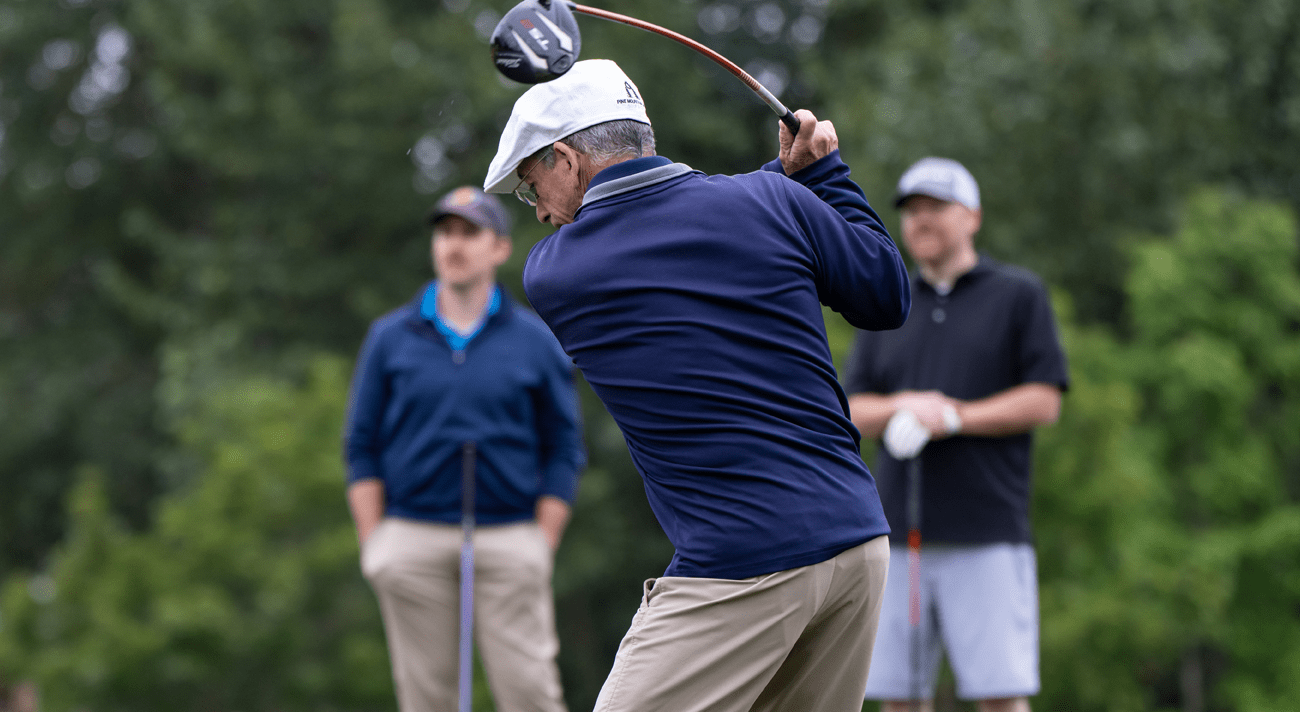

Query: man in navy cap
[344,185,585,712]
[845,158,1070,712]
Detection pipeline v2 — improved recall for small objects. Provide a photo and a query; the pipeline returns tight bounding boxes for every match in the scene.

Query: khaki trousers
[595,536,890,712]
[362,517,567,712]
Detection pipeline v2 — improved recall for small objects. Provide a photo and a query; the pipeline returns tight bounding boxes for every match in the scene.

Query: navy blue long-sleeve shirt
[523,151,910,578]
[344,283,585,525]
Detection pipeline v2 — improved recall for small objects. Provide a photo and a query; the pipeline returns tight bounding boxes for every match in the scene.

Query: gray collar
[581,162,695,208]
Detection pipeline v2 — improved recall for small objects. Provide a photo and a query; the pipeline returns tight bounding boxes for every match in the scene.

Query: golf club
[907,455,923,712]
[490,0,801,135]
[459,441,477,712]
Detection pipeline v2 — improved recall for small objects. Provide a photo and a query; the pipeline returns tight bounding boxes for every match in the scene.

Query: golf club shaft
[459,442,477,712]
[907,456,922,712]
[567,2,801,135]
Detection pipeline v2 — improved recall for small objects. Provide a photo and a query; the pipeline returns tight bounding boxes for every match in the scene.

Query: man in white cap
[843,158,1070,712]
[485,59,911,711]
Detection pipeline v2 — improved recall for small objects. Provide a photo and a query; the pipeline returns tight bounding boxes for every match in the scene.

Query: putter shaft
[459,442,477,712]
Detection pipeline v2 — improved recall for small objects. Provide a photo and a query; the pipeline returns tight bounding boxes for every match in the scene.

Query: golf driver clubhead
[491,0,581,84]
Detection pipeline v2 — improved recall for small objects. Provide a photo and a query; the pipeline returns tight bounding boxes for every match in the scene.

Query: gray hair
[535,119,656,167]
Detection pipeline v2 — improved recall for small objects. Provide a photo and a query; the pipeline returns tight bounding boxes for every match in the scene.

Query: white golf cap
[895,157,980,210]
[484,59,651,195]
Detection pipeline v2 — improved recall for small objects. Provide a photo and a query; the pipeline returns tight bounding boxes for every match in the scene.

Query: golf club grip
[569,3,798,135]
[779,110,801,136]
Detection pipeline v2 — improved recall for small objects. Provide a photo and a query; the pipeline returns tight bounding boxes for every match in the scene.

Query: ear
[551,141,581,176]
[492,235,513,266]
[970,207,983,233]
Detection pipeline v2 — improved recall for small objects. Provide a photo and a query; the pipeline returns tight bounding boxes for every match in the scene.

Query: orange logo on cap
[448,187,479,207]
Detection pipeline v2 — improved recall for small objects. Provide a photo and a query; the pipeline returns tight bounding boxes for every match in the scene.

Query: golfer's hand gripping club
[778,110,802,136]
[779,109,837,175]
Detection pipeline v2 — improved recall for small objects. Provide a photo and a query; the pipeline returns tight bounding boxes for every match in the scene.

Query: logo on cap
[448,187,480,207]
[617,81,644,106]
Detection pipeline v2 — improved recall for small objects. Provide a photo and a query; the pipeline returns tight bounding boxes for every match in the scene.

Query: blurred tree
[1120,189,1300,712]
[0,0,166,580]
[1033,189,1300,712]
[0,357,397,710]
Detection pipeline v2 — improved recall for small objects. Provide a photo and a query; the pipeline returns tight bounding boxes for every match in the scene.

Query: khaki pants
[595,536,890,712]
[362,517,567,712]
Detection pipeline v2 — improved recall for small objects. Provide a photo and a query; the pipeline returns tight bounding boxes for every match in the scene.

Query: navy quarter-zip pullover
[524,151,910,579]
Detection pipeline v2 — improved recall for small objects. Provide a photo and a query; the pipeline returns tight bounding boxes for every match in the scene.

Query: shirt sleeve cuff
[760,150,843,181]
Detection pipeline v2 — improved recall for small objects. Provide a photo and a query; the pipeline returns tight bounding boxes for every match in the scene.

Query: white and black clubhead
[491,0,581,84]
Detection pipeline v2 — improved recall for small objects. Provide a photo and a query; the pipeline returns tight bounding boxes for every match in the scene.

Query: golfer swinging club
[484,59,911,711]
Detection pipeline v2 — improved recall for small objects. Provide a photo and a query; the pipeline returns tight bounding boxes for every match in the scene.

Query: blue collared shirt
[420,282,502,353]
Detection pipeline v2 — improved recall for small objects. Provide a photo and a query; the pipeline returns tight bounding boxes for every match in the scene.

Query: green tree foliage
[0,0,165,575]
[1033,190,1300,712]
[1120,190,1300,712]
[0,358,397,710]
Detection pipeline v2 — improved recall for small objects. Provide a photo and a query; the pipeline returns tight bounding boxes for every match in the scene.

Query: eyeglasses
[513,148,552,207]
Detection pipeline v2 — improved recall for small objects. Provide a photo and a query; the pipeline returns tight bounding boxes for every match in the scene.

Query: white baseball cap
[483,59,652,195]
[895,157,980,210]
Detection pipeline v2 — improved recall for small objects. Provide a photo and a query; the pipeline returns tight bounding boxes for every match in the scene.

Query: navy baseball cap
[894,157,981,210]
[427,186,513,236]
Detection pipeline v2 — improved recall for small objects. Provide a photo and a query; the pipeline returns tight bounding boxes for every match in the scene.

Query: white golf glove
[883,409,931,460]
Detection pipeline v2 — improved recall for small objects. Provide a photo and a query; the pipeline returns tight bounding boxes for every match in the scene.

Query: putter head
[491,0,582,83]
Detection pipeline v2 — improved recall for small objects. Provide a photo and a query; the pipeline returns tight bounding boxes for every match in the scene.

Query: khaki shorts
[362,517,567,712]
[595,536,890,712]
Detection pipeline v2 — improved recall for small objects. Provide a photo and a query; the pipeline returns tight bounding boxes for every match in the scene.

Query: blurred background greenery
[0,0,1297,710]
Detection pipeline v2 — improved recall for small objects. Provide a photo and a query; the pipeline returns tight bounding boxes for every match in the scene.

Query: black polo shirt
[843,255,1070,544]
